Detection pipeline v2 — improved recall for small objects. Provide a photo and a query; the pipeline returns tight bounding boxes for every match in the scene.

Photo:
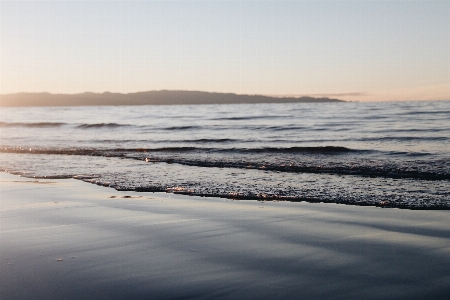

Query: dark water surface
[1,101,449,208]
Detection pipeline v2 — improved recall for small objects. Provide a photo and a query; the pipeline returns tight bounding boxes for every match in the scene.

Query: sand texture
[1,172,449,299]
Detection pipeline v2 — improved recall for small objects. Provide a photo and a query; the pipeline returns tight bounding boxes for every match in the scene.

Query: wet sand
[1,172,449,300]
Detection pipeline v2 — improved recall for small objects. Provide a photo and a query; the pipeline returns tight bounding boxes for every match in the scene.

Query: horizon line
[2,89,450,102]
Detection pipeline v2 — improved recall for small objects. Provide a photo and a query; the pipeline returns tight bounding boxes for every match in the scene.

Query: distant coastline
[0,90,344,107]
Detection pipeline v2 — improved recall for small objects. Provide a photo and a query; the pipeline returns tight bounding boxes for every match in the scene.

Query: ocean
[1,100,449,209]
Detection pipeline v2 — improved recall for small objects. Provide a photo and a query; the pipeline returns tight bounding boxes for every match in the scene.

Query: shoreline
[1,172,449,299]
[4,170,449,210]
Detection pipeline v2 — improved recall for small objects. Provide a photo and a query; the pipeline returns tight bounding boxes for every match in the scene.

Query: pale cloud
[309,92,368,98]
[367,84,450,102]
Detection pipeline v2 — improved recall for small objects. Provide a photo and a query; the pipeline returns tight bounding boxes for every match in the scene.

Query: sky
[1,0,449,102]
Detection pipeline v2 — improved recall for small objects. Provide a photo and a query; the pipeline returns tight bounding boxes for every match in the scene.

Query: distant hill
[0,90,344,107]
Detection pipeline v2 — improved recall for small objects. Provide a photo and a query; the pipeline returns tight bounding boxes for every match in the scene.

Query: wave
[374,128,450,133]
[0,145,437,157]
[187,138,237,144]
[0,146,450,181]
[2,146,448,180]
[358,136,448,142]
[163,125,202,131]
[210,115,286,121]
[0,146,200,155]
[112,145,358,153]
[76,123,131,129]
[88,138,243,144]
[0,121,133,129]
[1,145,356,154]
[400,110,450,116]
[137,157,449,181]
[0,122,67,128]
[266,125,307,131]
[232,146,358,154]
[0,145,376,155]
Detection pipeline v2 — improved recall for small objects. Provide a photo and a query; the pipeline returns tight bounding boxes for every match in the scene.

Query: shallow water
[1,100,449,208]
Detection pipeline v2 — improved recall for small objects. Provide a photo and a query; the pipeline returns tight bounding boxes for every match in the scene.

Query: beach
[1,172,449,299]
[2,1,449,298]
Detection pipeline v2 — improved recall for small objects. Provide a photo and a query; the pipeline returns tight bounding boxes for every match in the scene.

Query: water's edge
[3,171,448,210]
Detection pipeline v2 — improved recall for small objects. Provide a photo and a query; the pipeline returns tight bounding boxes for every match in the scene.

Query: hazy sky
[1,0,449,101]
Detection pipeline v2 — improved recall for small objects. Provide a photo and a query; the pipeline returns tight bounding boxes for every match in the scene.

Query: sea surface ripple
[1,100,449,209]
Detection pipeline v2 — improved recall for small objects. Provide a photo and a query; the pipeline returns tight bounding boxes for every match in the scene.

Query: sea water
[1,100,449,209]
